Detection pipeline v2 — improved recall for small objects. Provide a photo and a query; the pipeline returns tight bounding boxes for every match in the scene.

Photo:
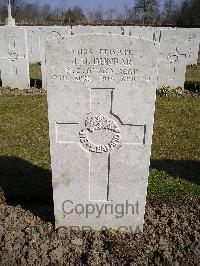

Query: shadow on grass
[151,159,200,185]
[0,78,42,89]
[184,81,200,93]
[0,156,54,223]
[30,78,42,88]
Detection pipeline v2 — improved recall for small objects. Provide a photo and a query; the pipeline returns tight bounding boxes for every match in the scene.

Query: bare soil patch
[0,196,199,265]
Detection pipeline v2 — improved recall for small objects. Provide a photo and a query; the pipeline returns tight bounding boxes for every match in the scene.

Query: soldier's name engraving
[73,57,132,66]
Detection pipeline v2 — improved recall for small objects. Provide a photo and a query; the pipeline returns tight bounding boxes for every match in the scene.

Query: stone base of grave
[5,17,15,26]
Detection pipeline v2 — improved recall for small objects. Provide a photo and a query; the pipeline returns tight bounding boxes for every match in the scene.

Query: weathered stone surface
[24,26,41,63]
[39,26,69,89]
[181,28,200,65]
[123,26,155,40]
[71,25,124,35]
[157,29,187,88]
[46,34,159,231]
[0,26,29,89]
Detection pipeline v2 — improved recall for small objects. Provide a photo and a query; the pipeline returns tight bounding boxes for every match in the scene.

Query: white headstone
[46,34,159,232]
[123,26,155,41]
[39,26,69,89]
[179,29,200,65]
[25,27,41,63]
[0,26,30,89]
[71,26,124,35]
[157,29,187,88]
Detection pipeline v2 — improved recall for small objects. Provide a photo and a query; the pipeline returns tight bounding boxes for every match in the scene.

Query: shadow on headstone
[151,159,200,185]
[0,156,54,223]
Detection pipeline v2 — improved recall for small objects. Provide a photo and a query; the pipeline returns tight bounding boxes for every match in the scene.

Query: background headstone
[157,29,187,88]
[70,25,124,35]
[46,34,159,231]
[39,26,69,89]
[0,26,30,89]
[24,26,41,63]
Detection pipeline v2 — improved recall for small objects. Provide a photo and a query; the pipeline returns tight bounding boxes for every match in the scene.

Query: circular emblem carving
[167,51,179,63]
[8,49,18,61]
[47,31,61,40]
[27,30,34,38]
[79,114,121,153]
[189,33,196,41]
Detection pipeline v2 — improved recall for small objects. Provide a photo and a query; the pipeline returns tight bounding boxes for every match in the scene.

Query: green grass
[30,63,42,81]
[0,94,199,204]
[149,97,200,198]
[185,65,200,83]
[185,65,200,92]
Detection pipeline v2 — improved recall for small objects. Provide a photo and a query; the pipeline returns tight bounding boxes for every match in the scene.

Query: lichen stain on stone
[53,172,72,188]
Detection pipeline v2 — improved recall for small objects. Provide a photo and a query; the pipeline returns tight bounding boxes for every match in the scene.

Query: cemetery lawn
[29,63,42,80]
[0,92,199,201]
[185,65,200,83]
[185,65,200,92]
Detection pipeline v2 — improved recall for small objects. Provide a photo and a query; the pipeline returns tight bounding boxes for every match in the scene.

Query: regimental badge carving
[79,114,121,153]
[27,30,34,38]
[48,31,61,40]
[8,49,18,61]
[167,51,179,63]
[189,32,196,41]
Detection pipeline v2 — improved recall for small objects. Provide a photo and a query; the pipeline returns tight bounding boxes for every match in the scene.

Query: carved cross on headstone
[56,88,146,202]
[0,43,25,76]
[167,47,186,81]
[161,47,186,81]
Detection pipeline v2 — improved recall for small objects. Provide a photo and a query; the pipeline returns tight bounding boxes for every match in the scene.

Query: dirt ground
[0,194,199,265]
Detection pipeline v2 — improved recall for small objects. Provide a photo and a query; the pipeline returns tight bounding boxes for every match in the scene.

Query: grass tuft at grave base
[0,91,199,201]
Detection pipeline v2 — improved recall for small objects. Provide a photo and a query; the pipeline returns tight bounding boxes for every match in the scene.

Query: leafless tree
[134,0,160,25]
[105,7,116,20]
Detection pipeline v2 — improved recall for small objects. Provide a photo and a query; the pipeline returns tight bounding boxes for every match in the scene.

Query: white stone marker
[39,26,69,89]
[25,27,41,63]
[46,34,159,232]
[71,26,124,35]
[180,29,200,65]
[123,26,155,41]
[158,29,187,88]
[0,26,30,89]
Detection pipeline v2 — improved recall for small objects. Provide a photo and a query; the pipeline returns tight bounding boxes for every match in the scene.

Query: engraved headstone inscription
[0,26,30,89]
[46,34,159,232]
